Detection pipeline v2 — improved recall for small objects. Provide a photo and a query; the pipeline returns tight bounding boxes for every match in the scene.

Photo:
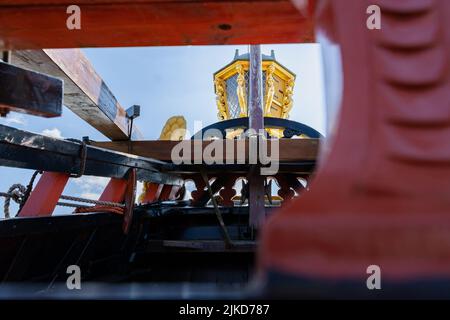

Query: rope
[2,170,43,217]
[19,170,42,211]
[75,205,124,215]
[56,201,90,208]
[59,195,125,208]
[1,186,124,218]
[0,138,123,218]
[2,184,26,218]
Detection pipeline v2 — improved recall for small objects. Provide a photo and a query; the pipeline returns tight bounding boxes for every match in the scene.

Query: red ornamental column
[260,0,450,284]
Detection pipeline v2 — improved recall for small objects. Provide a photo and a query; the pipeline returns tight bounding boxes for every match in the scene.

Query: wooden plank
[11,49,143,140]
[0,1,315,50]
[91,139,320,163]
[0,61,62,117]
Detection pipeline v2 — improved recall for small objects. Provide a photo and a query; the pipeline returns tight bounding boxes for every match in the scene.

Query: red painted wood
[140,182,182,203]
[18,172,70,217]
[0,1,315,50]
[189,175,207,203]
[168,185,181,200]
[140,182,160,204]
[122,168,136,234]
[158,184,173,201]
[219,176,237,207]
[99,178,128,203]
[276,182,295,203]
[260,0,450,281]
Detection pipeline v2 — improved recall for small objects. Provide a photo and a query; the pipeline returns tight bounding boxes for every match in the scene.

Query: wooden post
[248,45,265,229]
[18,172,70,217]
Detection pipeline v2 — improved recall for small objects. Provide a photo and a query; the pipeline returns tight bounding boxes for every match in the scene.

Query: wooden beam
[0,124,180,184]
[0,61,62,117]
[0,1,315,50]
[247,44,265,229]
[91,139,319,163]
[11,49,143,140]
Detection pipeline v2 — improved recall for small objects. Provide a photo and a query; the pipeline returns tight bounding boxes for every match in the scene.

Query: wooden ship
[0,0,450,299]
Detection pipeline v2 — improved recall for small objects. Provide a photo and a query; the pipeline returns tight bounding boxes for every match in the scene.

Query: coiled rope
[1,184,26,218]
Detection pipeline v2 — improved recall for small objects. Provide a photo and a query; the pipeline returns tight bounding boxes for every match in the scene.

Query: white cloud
[137,181,144,193]
[72,176,108,201]
[74,176,109,193]
[77,178,143,203]
[183,180,195,200]
[42,128,63,139]
[1,114,27,126]
[136,181,144,204]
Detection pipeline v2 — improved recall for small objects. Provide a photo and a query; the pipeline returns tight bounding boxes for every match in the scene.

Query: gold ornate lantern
[213,50,296,138]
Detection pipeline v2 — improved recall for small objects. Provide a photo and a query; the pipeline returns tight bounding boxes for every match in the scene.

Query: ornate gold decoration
[264,64,275,116]
[159,115,186,140]
[281,78,295,119]
[236,63,247,117]
[214,78,228,120]
[140,115,187,203]
[213,51,296,138]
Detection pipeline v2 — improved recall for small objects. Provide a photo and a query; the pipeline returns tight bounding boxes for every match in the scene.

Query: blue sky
[0,44,325,217]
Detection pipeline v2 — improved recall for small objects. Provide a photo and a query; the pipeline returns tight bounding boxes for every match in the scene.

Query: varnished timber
[91,139,319,163]
[0,1,315,50]
[11,49,143,140]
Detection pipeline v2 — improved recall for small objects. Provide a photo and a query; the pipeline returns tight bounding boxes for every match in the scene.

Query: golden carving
[281,78,295,119]
[140,115,187,203]
[264,64,275,116]
[214,78,228,120]
[236,63,248,117]
[159,115,186,140]
[213,52,296,138]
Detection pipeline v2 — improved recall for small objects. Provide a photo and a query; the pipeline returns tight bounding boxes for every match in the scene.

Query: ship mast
[248,45,265,229]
